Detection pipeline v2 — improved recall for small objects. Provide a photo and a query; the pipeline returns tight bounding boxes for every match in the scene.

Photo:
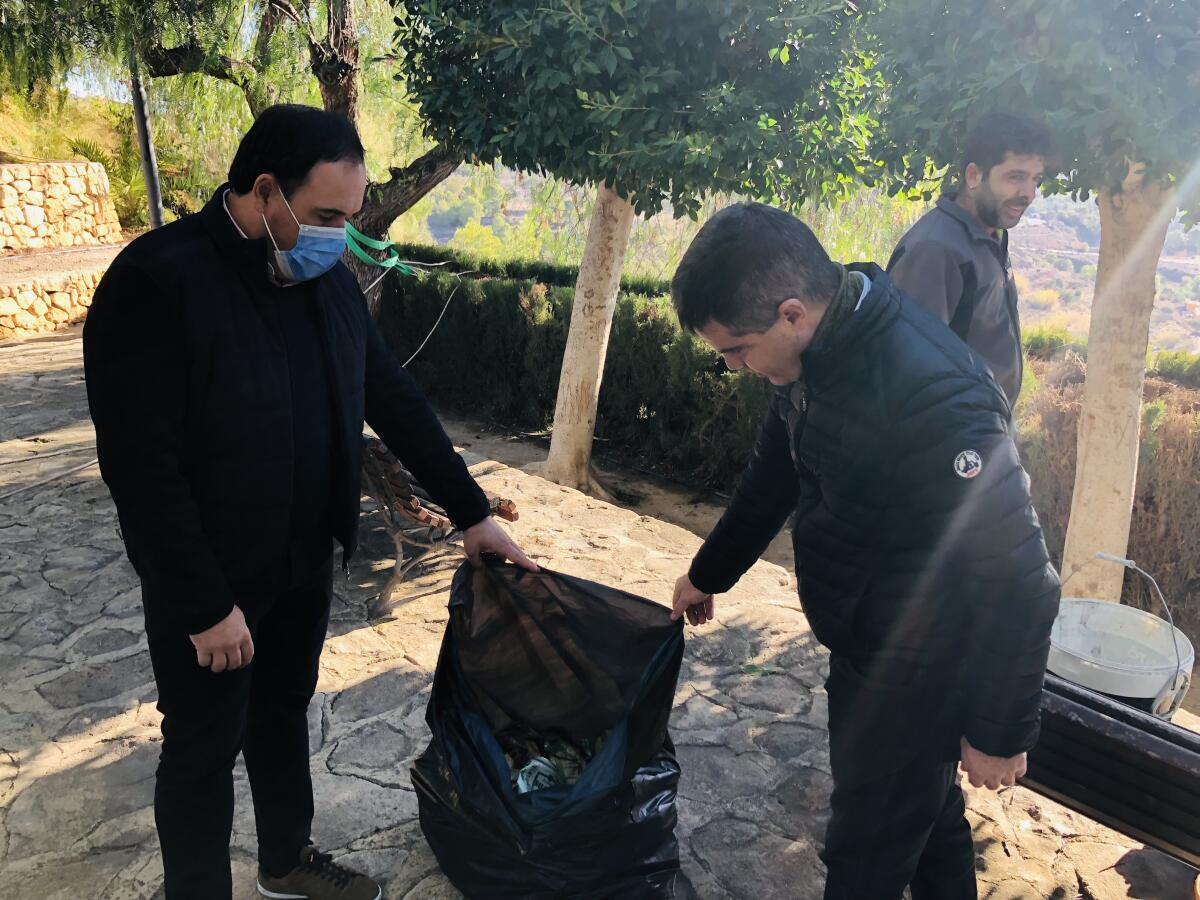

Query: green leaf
[600,45,618,76]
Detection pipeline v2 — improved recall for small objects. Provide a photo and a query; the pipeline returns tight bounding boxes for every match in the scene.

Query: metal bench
[1023,672,1200,885]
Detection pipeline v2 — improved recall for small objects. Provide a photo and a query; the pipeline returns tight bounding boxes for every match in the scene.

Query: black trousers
[146,557,333,899]
[820,655,977,900]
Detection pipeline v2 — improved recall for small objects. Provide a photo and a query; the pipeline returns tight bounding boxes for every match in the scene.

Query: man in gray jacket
[887,113,1052,408]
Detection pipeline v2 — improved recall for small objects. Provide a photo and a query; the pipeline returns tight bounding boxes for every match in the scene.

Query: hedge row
[381,258,1200,490]
[390,242,672,298]
[379,269,771,486]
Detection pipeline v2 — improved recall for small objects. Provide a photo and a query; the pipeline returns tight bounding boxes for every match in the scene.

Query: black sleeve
[83,264,236,635]
[688,395,801,594]
[363,318,490,531]
[893,379,1060,758]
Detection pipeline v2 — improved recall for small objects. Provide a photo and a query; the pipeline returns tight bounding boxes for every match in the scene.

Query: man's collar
[222,189,249,240]
[853,270,870,312]
[201,184,283,288]
[206,184,295,287]
[937,193,1004,245]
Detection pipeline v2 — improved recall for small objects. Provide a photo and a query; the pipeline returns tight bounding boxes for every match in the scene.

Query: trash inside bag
[498,722,607,794]
[412,559,691,899]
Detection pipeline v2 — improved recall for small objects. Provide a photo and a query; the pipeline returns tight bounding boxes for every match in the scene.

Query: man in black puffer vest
[668,203,1060,900]
[84,105,536,900]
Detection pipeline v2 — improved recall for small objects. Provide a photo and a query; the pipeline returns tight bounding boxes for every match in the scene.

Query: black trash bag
[412,559,689,899]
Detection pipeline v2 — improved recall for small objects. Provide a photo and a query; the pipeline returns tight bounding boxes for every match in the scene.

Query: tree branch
[142,42,264,116]
[268,0,319,47]
[351,143,464,312]
[253,2,280,69]
[356,143,464,237]
[142,42,256,84]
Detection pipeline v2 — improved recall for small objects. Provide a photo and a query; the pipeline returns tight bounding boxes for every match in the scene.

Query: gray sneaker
[256,846,381,900]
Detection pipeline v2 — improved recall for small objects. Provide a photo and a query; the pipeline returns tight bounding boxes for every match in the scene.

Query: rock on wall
[0,162,123,253]
[0,269,104,340]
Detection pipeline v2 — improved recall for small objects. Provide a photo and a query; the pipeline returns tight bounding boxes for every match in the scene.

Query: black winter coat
[689,265,1060,759]
[84,188,490,636]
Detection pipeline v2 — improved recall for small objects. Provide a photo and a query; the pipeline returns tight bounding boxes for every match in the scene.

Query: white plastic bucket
[1048,598,1194,719]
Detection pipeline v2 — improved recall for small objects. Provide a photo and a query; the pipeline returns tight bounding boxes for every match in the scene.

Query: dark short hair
[671,202,840,335]
[961,112,1052,179]
[228,104,365,197]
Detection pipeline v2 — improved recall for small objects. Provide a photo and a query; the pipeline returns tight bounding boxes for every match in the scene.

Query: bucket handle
[1155,668,1192,718]
[1094,553,1189,714]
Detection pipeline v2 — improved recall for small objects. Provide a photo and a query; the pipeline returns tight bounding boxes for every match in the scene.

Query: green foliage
[394,0,882,217]
[1023,324,1088,360]
[65,139,112,170]
[801,190,926,262]
[163,187,203,217]
[872,0,1200,222]
[0,1,228,87]
[67,106,201,228]
[69,128,149,229]
[1151,350,1200,389]
[0,91,120,161]
[1020,324,1200,389]
[378,268,769,487]
[385,242,671,296]
[448,217,507,259]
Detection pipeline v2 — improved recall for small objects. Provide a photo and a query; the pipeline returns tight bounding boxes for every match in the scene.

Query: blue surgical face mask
[262,192,346,283]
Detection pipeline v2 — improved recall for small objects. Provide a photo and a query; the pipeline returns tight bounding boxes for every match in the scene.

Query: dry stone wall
[0,162,123,253]
[0,269,103,340]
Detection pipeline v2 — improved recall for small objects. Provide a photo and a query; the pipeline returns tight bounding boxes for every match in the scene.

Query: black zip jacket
[84,187,490,635]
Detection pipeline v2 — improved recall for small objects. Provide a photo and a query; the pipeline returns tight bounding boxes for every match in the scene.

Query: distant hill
[1009,194,1200,352]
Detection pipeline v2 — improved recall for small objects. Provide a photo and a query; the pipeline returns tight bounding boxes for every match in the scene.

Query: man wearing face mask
[83,104,536,900]
[887,113,1052,410]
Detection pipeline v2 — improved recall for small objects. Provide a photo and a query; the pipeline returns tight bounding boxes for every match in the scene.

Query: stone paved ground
[1,328,1196,899]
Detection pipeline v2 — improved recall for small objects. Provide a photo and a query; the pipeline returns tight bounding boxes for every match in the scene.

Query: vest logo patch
[954,450,983,479]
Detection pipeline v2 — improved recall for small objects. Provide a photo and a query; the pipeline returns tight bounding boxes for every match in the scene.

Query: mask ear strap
[261,213,283,252]
[261,179,301,251]
[257,178,292,251]
[279,189,302,229]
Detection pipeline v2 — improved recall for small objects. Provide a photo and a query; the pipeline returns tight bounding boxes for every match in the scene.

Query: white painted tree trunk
[539,182,636,494]
[1061,167,1175,600]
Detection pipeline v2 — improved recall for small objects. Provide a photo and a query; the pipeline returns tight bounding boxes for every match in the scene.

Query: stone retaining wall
[0,269,103,340]
[1,162,123,253]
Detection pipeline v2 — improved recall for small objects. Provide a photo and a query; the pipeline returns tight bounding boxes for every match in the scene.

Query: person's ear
[963,162,983,193]
[778,298,808,328]
[251,174,276,215]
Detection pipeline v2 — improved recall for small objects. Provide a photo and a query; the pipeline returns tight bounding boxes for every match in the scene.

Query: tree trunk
[539,182,636,494]
[352,144,463,312]
[1060,166,1175,600]
[129,53,165,230]
[312,0,359,123]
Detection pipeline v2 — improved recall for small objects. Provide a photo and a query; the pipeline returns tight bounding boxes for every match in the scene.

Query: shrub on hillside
[1018,356,1200,645]
[1023,323,1088,360]
[1151,350,1200,389]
